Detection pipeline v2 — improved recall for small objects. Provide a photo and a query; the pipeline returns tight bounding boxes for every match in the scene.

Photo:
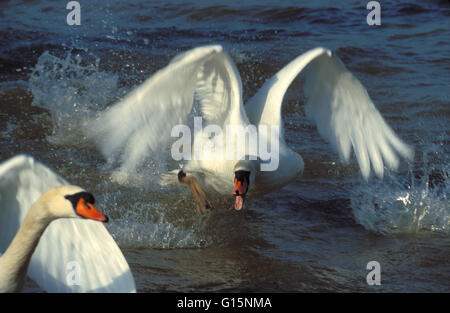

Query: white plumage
[88,45,413,209]
[0,155,136,292]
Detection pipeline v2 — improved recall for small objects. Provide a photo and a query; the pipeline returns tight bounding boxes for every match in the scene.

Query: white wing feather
[89,45,246,174]
[196,50,245,125]
[303,51,414,179]
[246,47,413,180]
[0,155,136,292]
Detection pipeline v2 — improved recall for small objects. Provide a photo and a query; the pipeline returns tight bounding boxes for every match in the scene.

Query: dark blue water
[0,0,449,292]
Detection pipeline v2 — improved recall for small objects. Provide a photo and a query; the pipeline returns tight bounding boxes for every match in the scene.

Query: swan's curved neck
[0,201,51,292]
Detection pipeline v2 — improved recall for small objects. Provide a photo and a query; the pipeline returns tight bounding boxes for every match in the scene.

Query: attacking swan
[88,45,413,212]
[0,155,136,292]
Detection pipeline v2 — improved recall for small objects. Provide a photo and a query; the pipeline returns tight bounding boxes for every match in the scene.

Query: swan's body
[0,155,136,292]
[89,45,413,211]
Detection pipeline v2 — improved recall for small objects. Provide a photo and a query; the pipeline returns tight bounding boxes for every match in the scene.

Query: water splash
[28,50,123,146]
[108,203,210,249]
[27,50,210,248]
[351,144,449,235]
[95,185,211,249]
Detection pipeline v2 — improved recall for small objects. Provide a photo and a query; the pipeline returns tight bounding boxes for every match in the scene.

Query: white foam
[28,50,124,146]
[351,146,449,235]
[105,201,210,249]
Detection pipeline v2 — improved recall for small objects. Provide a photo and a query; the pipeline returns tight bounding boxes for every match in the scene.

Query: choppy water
[1,0,449,292]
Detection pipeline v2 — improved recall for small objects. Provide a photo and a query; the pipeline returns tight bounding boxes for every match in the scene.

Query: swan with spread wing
[0,155,136,292]
[89,45,413,212]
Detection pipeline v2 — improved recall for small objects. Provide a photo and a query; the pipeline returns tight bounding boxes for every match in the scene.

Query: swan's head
[39,185,108,222]
[232,160,256,210]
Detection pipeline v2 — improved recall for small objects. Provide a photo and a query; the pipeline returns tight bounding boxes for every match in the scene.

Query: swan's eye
[65,192,96,209]
[85,193,95,205]
[65,191,108,222]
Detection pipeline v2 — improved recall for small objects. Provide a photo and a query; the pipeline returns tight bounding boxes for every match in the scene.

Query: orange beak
[75,198,109,222]
[232,178,248,196]
[232,178,248,211]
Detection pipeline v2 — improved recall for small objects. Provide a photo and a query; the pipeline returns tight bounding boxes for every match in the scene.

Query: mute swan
[0,155,136,292]
[88,45,413,212]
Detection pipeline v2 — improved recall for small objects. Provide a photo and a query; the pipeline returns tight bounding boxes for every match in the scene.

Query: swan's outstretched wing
[0,155,136,292]
[303,50,414,178]
[196,47,245,126]
[246,47,413,179]
[88,44,245,174]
